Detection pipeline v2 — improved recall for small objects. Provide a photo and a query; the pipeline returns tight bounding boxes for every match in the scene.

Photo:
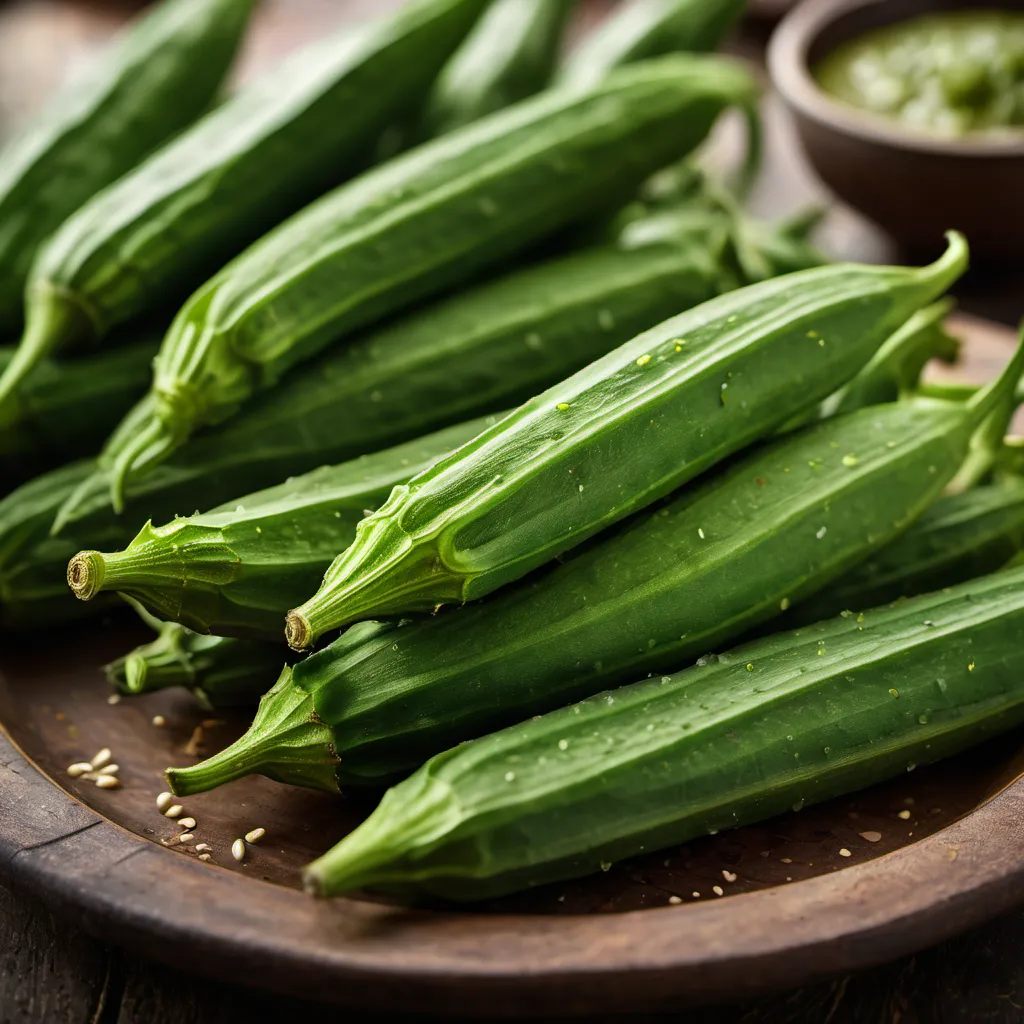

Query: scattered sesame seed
[97,764,119,776]
[195,844,212,853]
[712,885,724,896]
[668,895,682,905]
[95,775,120,790]
[199,854,212,862]
[178,817,197,830]
[156,792,173,812]
[839,848,852,858]
[164,804,184,819]
[781,858,793,864]
[722,870,737,883]
[106,694,121,705]
[556,402,570,411]
[780,597,790,611]
[860,831,882,843]
[90,748,112,770]
[67,762,93,777]
[697,527,705,539]
[178,833,195,843]
[948,847,959,862]
[151,715,166,728]
[897,809,911,820]
[245,828,266,845]
[231,839,246,862]
[635,354,651,367]
[692,892,700,898]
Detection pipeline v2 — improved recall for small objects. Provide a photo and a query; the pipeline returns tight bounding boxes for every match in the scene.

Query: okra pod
[92,55,757,505]
[0,334,159,480]
[793,477,1024,623]
[304,564,1024,900]
[52,213,731,534]
[169,330,1023,795]
[0,0,256,338]
[420,0,577,138]
[559,0,749,89]
[106,619,283,710]
[68,414,506,639]
[286,234,969,651]
[0,0,489,417]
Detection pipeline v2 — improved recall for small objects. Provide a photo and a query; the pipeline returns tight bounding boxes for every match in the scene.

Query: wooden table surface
[2,2,1024,1021]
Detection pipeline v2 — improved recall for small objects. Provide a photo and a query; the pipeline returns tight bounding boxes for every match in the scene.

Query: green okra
[68,413,506,639]
[302,563,1024,900]
[285,234,969,651]
[88,54,757,506]
[52,209,732,535]
[168,329,1024,795]
[0,0,489,418]
[0,462,127,628]
[794,477,1024,623]
[11,228,726,626]
[0,0,256,338]
[419,0,577,138]
[106,614,283,710]
[0,333,159,480]
[559,0,749,89]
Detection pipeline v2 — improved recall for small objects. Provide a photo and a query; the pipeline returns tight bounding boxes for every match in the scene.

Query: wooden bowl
[767,0,1024,260]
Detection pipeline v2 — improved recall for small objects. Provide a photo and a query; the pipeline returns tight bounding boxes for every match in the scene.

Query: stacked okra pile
[2,0,1024,903]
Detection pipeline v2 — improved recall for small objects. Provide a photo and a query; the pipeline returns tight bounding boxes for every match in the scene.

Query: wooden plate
[1,317,1022,1015]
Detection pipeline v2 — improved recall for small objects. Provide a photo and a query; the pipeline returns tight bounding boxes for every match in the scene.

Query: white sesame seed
[67,762,93,777]
[860,831,882,843]
[90,748,112,770]
[97,764,119,776]
[178,833,195,843]
[194,843,212,853]
[177,817,196,830]
[244,828,265,845]
[164,804,184,818]
[668,895,682,905]
[839,848,852,858]
[231,839,246,862]
[106,694,121,705]
[199,853,212,862]
[712,885,724,896]
[722,869,737,883]
[156,792,174,811]
[151,715,166,728]
[95,775,120,789]
[897,809,911,820]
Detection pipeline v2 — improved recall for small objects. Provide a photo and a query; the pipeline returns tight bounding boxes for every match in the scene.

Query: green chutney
[816,10,1024,137]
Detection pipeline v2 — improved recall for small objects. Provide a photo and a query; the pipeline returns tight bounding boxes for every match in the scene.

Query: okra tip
[166,666,341,796]
[67,551,104,601]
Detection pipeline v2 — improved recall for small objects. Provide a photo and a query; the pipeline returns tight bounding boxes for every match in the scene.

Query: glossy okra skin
[15,231,724,625]
[68,414,505,639]
[0,0,256,338]
[95,54,757,503]
[794,479,1024,623]
[286,235,969,650]
[4,0,489,416]
[558,0,749,89]
[53,217,730,533]
[107,624,284,710]
[304,564,1024,901]
[0,335,159,479]
[169,341,1024,796]
[420,0,576,138]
